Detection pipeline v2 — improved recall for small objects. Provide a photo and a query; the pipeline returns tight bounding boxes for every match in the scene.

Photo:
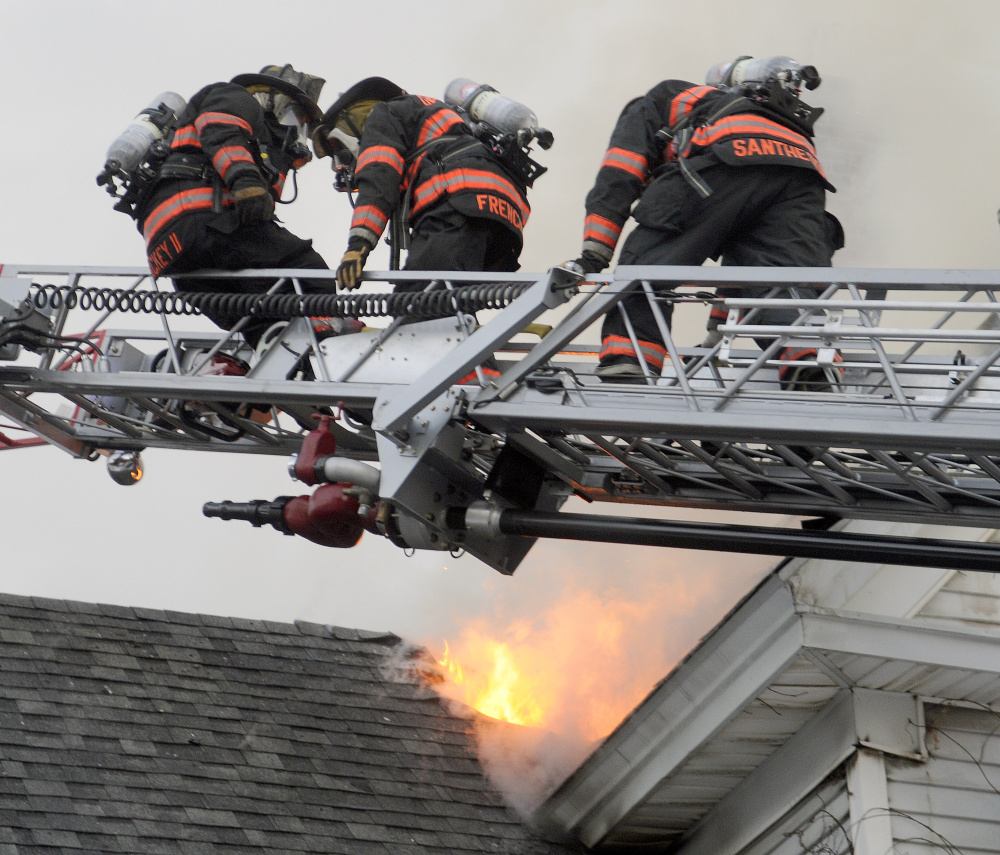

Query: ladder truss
[4,262,1000,572]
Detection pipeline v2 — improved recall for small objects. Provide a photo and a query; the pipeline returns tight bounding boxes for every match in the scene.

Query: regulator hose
[28,281,534,320]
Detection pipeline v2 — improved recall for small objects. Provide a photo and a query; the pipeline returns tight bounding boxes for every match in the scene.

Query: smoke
[418,504,778,813]
[431,0,1000,817]
[6,0,1000,824]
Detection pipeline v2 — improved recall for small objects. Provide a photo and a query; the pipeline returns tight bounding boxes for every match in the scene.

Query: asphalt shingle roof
[0,592,575,854]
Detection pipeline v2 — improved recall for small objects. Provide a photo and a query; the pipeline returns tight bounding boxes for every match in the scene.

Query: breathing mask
[312,99,382,191]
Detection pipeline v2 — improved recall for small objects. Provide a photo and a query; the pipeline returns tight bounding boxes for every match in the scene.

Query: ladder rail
[8,263,1000,543]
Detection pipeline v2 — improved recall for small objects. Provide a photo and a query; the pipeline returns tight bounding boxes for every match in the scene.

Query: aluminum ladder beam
[5,264,1000,533]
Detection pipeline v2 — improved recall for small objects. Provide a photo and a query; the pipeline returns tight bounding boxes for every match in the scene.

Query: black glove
[336,241,371,291]
[232,182,275,226]
[572,250,608,275]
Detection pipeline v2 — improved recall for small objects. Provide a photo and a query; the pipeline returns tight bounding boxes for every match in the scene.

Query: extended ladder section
[4,262,1000,573]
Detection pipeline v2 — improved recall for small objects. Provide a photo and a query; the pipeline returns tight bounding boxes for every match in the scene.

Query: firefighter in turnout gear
[570,56,844,387]
[314,78,531,292]
[135,65,330,348]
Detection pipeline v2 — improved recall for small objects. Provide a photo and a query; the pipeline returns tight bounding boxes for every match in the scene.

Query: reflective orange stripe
[416,108,465,147]
[693,115,810,147]
[194,112,253,135]
[211,145,255,180]
[691,115,825,176]
[411,168,529,225]
[171,126,201,149]
[669,85,715,126]
[777,347,843,380]
[600,335,666,371]
[583,214,622,250]
[456,367,501,385]
[601,147,648,181]
[350,204,389,235]
[780,347,817,365]
[356,145,405,175]
[142,187,230,245]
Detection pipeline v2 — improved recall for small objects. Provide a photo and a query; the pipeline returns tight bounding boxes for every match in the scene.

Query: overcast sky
[3,0,1000,725]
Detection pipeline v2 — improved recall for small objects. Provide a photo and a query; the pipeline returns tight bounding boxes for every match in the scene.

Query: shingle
[0,592,574,855]
[29,828,82,847]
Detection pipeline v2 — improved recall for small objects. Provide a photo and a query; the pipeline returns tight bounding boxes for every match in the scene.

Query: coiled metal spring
[28,281,534,320]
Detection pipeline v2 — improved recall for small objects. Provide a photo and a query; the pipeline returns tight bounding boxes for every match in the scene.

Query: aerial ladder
[4,262,1000,574]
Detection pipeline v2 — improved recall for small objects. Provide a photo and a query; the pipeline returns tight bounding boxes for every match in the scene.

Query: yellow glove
[336,245,370,291]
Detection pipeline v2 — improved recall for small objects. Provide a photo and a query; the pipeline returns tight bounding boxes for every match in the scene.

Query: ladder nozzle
[202,498,292,533]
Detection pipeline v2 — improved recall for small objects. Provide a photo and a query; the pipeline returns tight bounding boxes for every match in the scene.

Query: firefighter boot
[777,347,843,392]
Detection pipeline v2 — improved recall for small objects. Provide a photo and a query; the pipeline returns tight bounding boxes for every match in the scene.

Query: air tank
[443,78,538,135]
[705,56,819,91]
[104,92,187,174]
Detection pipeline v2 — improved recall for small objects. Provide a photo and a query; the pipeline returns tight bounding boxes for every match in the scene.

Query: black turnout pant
[157,214,330,348]
[397,206,520,293]
[603,164,839,355]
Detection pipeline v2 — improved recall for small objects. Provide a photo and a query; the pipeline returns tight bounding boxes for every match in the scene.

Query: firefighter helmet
[231,64,325,125]
[312,77,405,159]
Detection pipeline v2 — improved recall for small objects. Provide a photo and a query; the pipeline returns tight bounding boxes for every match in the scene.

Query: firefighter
[312,77,530,292]
[136,64,330,349]
[568,56,844,388]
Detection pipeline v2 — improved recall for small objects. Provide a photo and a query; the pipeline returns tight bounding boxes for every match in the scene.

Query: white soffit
[534,574,1000,850]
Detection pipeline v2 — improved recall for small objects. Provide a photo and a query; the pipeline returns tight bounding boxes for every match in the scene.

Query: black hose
[29,281,533,320]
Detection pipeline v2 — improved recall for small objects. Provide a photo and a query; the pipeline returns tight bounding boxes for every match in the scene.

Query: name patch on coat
[474,193,524,229]
[714,137,821,173]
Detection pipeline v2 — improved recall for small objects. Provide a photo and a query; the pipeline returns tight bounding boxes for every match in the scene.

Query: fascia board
[800,610,1000,675]
[535,575,803,847]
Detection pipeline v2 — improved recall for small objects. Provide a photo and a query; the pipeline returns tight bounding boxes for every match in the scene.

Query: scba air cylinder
[705,56,819,91]
[105,92,187,173]
[443,78,538,135]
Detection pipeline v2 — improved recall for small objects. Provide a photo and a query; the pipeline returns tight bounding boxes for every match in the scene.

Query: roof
[0,591,574,854]
[534,522,1000,852]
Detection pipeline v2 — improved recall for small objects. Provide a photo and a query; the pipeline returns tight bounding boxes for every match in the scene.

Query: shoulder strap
[654,93,753,199]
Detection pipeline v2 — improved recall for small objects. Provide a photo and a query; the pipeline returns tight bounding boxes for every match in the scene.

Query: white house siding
[740,777,851,855]
[886,703,1000,854]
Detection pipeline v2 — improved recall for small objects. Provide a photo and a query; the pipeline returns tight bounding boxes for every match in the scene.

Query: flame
[438,640,464,682]
[436,588,669,740]
[423,527,777,813]
[439,638,544,727]
[430,531,775,747]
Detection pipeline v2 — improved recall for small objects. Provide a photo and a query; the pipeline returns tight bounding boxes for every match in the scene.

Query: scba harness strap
[654,88,827,198]
[654,92,756,198]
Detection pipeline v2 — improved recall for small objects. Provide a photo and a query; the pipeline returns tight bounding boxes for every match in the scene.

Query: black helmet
[231,64,325,124]
[321,77,405,127]
[313,77,405,159]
